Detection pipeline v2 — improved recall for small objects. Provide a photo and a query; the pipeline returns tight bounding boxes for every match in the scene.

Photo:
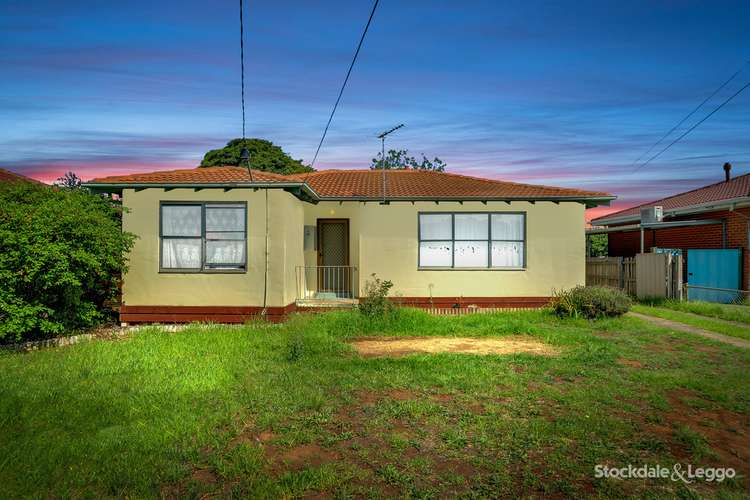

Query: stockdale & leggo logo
[594,463,736,484]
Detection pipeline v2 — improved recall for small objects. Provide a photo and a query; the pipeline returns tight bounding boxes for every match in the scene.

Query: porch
[295,265,359,307]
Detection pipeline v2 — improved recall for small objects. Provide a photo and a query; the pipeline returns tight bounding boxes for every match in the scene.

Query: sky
[1,0,749,220]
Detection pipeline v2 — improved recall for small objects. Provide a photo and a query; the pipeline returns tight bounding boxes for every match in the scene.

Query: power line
[310,0,380,168]
[240,0,246,139]
[633,78,750,173]
[630,61,750,170]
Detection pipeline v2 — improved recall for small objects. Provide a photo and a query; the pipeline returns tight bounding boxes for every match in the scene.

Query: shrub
[551,285,631,319]
[0,182,135,342]
[359,274,395,319]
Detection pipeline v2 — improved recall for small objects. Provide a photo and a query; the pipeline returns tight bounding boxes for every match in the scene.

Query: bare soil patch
[617,357,644,368]
[351,336,557,357]
[633,389,750,484]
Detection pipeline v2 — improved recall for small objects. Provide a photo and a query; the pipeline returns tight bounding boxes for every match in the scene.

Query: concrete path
[675,309,750,330]
[628,311,750,349]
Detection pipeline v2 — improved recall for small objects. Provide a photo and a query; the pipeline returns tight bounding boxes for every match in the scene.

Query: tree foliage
[370,149,446,172]
[55,171,83,190]
[200,138,313,175]
[588,234,608,257]
[0,182,135,342]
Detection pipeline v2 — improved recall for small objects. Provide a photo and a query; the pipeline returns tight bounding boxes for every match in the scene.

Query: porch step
[295,298,358,309]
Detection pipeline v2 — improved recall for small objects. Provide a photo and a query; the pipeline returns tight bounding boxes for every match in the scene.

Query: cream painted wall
[303,201,585,298]
[122,189,585,307]
[122,188,303,307]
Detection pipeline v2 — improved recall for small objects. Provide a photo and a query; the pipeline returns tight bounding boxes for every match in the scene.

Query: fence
[586,257,636,295]
[586,254,681,299]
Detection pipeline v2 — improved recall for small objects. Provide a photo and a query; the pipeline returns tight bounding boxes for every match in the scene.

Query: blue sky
[1,0,749,218]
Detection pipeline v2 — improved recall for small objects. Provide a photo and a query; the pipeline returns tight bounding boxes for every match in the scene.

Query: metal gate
[687,249,742,303]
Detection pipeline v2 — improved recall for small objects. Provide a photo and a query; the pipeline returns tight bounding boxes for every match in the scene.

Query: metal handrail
[296,265,358,300]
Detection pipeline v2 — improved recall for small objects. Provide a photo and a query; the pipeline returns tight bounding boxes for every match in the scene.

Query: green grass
[641,298,750,325]
[633,304,750,341]
[1,309,748,497]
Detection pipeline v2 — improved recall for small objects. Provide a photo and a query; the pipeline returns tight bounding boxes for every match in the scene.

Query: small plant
[285,332,304,362]
[359,274,395,318]
[551,285,632,319]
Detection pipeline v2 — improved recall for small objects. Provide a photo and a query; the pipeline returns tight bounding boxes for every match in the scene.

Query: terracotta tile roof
[86,166,612,202]
[88,166,292,184]
[291,169,611,200]
[0,168,43,184]
[592,172,750,225]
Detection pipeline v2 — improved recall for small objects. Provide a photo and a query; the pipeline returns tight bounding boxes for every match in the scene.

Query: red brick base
[120,297,551,324]
[120,304,297,324]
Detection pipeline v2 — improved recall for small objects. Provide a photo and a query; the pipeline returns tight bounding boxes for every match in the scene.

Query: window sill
[417,267,526,271]
[159,269,247,274]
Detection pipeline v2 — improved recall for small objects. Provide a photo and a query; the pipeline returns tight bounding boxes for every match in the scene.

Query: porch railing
[296,266,358,300]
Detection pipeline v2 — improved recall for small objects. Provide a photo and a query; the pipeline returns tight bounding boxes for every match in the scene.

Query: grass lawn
[641,299,750,325]
[633,304,750,341]
[1,309,748,498]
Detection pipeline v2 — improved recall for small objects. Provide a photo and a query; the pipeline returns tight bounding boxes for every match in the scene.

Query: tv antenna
[376,123,404,203]
[238,0,253,181]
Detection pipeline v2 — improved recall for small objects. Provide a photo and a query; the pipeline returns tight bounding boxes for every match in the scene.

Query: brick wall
[606,208,750,289]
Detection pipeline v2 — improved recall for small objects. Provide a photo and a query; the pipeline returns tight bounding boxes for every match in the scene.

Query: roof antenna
[376,123,404,204]
[239,0,253,181]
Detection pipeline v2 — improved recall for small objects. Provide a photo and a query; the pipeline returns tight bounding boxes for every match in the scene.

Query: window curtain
[491,214,524,240]
[205,205,246,267]
[162,205,201,236]
[161,239,201,268]
[492,241,523,267]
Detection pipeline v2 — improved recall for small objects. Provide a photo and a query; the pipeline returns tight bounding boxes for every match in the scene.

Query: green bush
[358,274,395,319]
[0,182,135,342]
[551,285,632,319]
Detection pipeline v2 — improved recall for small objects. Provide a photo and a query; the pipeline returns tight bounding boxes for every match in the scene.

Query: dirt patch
[616,358,644,368]
[266,443,340,472]
[190,468,218,486]
[228,428,275,449]
[351,336,557,357]
[636,389,750,483]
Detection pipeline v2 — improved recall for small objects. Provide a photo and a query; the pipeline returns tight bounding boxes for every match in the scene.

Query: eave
[82,182,614,207]
[82,181,320,203]
[316,195,615,208]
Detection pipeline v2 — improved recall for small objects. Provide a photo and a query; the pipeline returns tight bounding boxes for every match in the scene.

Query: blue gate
[687,249,742,303]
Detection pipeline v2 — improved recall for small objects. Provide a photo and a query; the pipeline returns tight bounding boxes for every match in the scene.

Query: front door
[317,219,350,297]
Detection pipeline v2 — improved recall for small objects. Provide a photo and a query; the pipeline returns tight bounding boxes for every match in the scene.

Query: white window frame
[417,212,526,269]
[159,201,247,273]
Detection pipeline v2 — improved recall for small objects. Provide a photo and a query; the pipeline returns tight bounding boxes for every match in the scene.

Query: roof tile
[592,173,750,224]
[0,168,43,184]
[88,166,611,200]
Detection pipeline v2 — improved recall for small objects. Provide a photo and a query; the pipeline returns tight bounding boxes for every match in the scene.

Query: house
[590,163,750,290]
[84,167,613,323]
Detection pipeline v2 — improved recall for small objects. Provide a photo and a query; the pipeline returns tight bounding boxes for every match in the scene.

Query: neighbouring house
[590,163,750,290]
[84,167,613,323]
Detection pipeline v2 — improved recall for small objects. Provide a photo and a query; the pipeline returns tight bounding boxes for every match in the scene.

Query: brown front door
[317,219,350,296]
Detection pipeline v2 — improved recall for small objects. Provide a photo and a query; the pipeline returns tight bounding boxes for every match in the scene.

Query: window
[160,202,247,272]
[418,212,525,268]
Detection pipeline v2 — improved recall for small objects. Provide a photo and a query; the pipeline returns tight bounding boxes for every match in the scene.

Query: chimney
[724,162,732,182]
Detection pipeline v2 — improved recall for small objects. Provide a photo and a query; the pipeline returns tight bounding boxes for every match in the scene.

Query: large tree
[200,138,313,175]
[370,149,446,172]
